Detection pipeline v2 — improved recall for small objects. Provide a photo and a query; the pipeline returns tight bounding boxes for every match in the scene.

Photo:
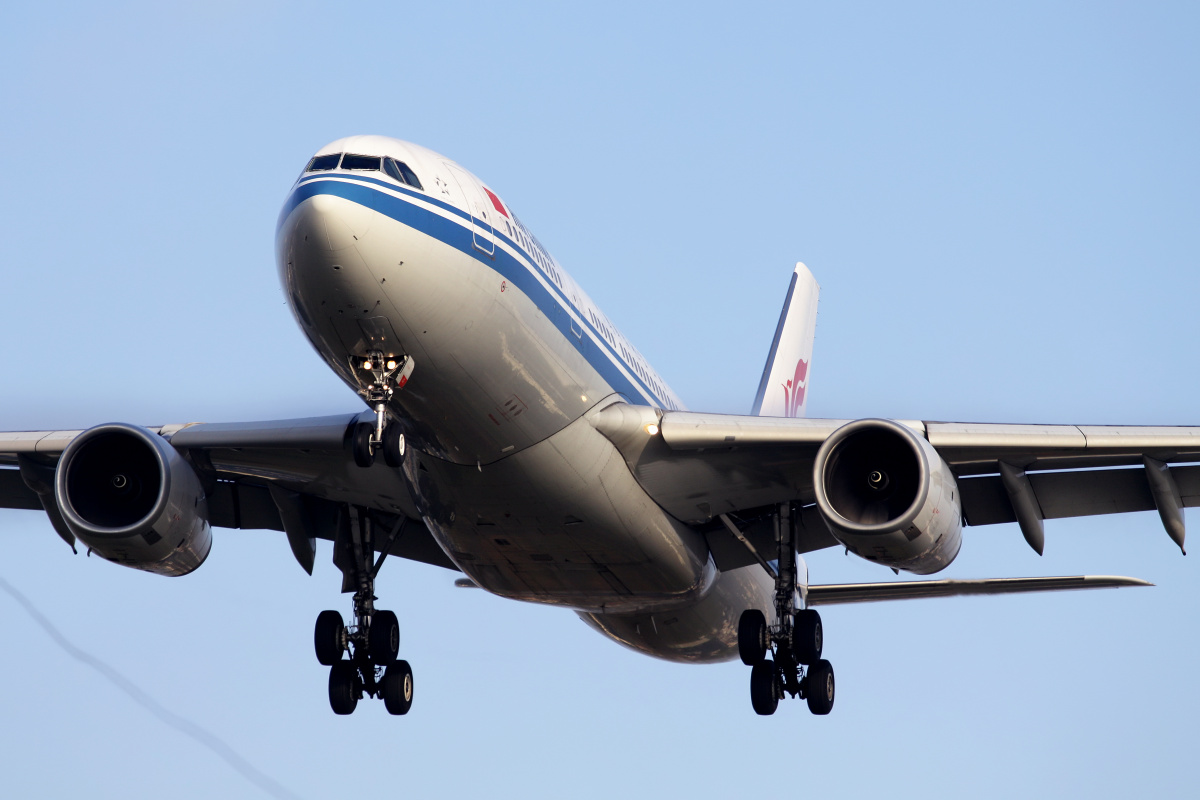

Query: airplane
[0,134,1188,717]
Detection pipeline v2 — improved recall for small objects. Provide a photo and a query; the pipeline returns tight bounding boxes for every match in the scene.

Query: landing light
[645,423,660,436]
[386,360,398,370]
[362,360,373,370]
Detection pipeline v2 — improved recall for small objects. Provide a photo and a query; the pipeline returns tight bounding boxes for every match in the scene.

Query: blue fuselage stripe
[294,172,579,286]
[279,177,670,408]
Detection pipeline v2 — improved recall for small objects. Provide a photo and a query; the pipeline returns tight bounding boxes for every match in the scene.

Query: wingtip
[1089,575,1154,588]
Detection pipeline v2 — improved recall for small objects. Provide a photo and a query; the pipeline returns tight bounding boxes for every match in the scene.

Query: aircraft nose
[280,195,379,300]
[292,193,371,252]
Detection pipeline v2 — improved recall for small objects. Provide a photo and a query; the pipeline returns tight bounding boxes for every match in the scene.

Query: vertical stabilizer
[751,263,819,417]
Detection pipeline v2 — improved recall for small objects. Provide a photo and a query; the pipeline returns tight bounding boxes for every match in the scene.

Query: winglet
[751,263,820,417]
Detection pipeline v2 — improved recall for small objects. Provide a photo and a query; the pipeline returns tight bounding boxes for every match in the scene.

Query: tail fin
[751,262,820,417]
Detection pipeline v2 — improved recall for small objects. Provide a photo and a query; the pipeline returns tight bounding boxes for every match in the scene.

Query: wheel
[314,610,345,666]
[382,660,414,715]
[750,659,779,715]
[369,610,400,665]
[328,661,359,715]
[792,609,823,666]
[738,609,768,666]
[352,422,375,468]
[383,423,405,468]
[806,659,835,715]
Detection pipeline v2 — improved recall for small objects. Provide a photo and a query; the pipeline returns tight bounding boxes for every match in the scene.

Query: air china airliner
[2,135,1191,717]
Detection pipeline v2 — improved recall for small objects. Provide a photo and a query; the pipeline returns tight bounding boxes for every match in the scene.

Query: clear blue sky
[1,2,1197,797]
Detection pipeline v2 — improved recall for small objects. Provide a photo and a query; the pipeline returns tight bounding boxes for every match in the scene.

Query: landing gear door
[445,162,495,257]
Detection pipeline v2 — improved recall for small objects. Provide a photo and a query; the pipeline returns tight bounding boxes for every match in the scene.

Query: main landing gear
[351,351,414,468]
[314,505,414,715]
[735,503,835,716]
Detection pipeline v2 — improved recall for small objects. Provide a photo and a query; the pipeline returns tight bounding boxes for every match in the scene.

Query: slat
[660,413,848,449]
[928,422,1085,450]
[934,422,1200,475]
[659,412,928,450]
[1078,425,1200,450]
[0,430,85,457]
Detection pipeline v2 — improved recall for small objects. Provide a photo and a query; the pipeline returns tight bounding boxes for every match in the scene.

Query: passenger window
[307,153,342,171]
[341,154,381,171]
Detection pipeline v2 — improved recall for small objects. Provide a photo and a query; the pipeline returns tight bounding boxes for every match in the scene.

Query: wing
[588,403,1199,568]
[0,415,455,572]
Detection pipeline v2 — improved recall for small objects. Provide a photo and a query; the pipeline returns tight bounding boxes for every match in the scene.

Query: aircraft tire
[383,424,405,468]
[328,662,359,715]
[352,422,375,468]
[369,610,400,666]
[750,659,779,715]
[738,609,768,666]
[382,660,414,715]
[314,610,345,666]
[792,609,823,666]
[806,659,835,716]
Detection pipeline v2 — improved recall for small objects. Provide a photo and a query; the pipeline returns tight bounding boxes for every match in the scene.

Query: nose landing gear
[733,503,836,716]
[351,351,413,468]
[315,505,414,715]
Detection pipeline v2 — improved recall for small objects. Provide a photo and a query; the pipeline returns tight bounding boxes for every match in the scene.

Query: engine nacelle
[55,423,212,576]
[813,418,962,575]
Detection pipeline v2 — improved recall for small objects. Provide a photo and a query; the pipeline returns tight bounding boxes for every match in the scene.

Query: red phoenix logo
[780,358,809,417]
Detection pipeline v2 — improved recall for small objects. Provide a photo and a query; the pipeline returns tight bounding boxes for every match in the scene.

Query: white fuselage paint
[276,136,772,663]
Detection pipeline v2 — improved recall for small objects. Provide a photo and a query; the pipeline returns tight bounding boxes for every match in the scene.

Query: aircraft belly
[578,564,775,663]
[278,193,614,465]
[401,414,719,613]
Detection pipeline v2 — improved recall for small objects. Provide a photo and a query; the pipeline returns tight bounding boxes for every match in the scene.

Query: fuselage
[275,135,773,662]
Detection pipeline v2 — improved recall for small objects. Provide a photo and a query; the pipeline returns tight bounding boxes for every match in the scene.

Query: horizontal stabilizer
[806,575,1151,606]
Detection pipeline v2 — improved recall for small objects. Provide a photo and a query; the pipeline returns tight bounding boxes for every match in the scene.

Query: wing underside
[588,403,1199,564]
[0,415,456,571]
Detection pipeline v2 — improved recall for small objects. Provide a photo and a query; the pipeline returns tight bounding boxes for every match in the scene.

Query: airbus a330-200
[2,135,1188,717]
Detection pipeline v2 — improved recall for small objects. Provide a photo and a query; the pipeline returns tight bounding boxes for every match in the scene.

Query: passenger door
[445,162,495,257]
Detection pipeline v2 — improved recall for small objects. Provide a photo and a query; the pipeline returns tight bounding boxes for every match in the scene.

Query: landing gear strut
[351,351,414,468]
[314,505,414,715]
[735,503,835,716]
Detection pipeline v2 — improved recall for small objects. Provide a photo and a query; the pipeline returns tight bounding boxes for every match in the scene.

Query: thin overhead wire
[0,573,303,800]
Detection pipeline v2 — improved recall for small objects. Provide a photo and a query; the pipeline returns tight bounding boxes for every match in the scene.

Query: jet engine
[813,418,961,575]
[54,423,212,576]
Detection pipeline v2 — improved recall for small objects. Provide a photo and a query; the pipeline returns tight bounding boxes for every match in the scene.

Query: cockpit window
[384,157,424,190]
[341,154,381,171]
[306,153,341,172]
[398,162,423,190]
[382,158,405,185]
